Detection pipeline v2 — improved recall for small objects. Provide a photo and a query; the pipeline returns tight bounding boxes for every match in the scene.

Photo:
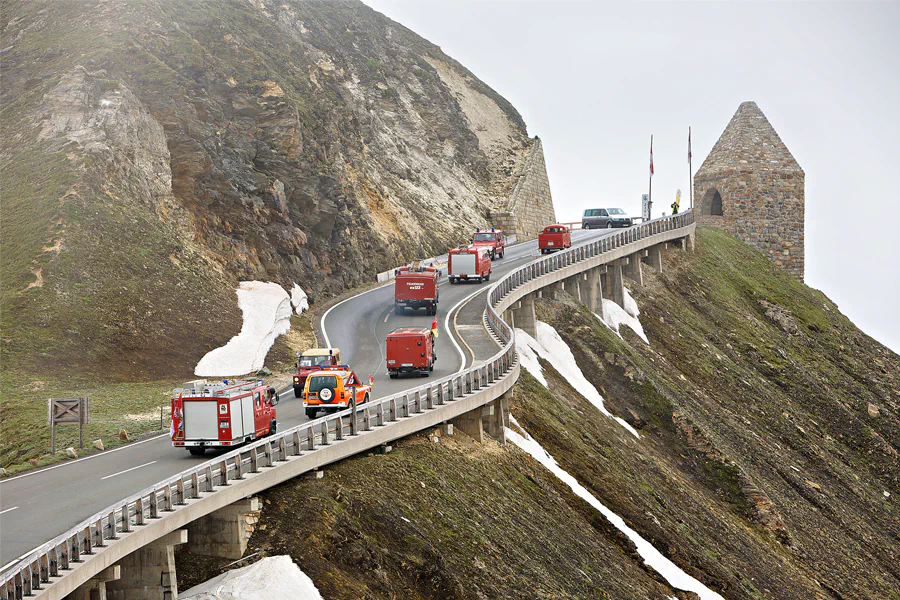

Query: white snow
[290,283,309,314]
[195,281,292,376]
[181,555,323,600]
[506,417,725,600]
[600,288,648,344]
[516,322,640,438]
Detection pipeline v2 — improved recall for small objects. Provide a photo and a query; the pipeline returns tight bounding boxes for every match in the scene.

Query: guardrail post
[40,554,50,583]
[436,384,444,405]
[306,426,316,450]
[425,387,433,409]
[81,527,92,556]
[292,431,302,455]
[176,478,186,504]
[149,489,160,519]
[321,420,330,445]
[120,504,131,533]
[389,398,398,421]
[190,473,200,499]
[162,486,173,512]
[376,402,385,426]
[364,407,372,430]
[335,416,344,440]
[414,391,423,413]
[278,436,288,460]
[250,447,260,471]
[205,465,215,491]
[135,497,145,526]
[21,568,30,597]
[263,442,274,466]
[49,546,59,576]
[219,461,230,486]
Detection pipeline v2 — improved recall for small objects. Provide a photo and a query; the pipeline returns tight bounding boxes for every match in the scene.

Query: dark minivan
[582,208,633,229]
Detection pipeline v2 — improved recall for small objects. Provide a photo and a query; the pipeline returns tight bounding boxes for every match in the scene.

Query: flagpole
[688,127,693,209]
[649,134,653,217]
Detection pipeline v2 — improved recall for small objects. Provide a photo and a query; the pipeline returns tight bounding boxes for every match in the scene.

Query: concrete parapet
[184,498,261,560]
[106,530,187,600]
[70,566,120,600]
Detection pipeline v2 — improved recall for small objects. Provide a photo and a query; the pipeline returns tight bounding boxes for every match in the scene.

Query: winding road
[0,228,617,567]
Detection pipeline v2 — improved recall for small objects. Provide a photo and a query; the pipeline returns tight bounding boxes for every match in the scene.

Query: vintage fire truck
[448,245,492,284]
[471,227,505,259]
[302,366,372,420]
[293,348,341,397]
[171,380,278,455]
[538,224,572,254]
[394,262,440,315]
[386,326,436,378]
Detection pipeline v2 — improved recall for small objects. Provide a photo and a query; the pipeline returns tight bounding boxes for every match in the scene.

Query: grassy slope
[528,227,899,599]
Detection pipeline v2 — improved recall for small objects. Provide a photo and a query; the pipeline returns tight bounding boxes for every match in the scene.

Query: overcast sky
[365,0,900,353]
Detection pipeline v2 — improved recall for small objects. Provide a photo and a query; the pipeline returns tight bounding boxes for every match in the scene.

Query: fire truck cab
[293,348,341,396]
[386,327,436,378]
[538,224,572,254]
[448,246,491,284]
[302,366,372,420]
[394,262,440,315]
[471,228,504,259]
[171,380,278,455]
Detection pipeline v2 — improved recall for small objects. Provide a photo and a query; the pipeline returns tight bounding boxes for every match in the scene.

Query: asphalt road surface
[0,227,617,566]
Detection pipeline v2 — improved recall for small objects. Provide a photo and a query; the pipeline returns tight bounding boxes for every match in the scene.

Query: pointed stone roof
[695,101,803,178]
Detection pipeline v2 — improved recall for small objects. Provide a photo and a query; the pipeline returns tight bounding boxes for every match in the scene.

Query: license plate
[548,242,554,246]
[401,363,413,367]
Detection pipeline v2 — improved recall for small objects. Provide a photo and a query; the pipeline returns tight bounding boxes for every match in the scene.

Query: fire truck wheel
[394,305,403,315]
[484,271,491,281]
[305,408,318,419]
[498,251,504,258]
[363,393,370,404]
[270,419,277,434]
[389,372,398,379]
[449,277,456,284]
[189,447,206,456]
[293,385,303,397]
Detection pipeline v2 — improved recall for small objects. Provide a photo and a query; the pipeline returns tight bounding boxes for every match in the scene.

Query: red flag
[649,138,655,177]
[368,375,374,386]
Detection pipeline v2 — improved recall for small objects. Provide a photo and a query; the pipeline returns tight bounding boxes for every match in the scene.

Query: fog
[365,0,900,353]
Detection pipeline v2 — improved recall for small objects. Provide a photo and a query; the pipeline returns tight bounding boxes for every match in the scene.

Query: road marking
[453,288,486,366]
[0,433,170,484]
[320,282,393,348]
[100,461,157,481]
[383,311,390,323]
[445,286,486,375]
[0,506,18,516]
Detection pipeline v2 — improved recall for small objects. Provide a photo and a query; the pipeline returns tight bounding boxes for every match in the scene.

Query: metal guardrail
[0,209,694,599]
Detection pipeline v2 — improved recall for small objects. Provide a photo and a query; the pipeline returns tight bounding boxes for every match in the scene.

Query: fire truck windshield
[473,233,496,242]
[299,356,331,368]
[307,375,338,393]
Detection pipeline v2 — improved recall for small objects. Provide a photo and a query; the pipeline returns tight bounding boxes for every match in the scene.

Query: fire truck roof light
[491,228,495,232]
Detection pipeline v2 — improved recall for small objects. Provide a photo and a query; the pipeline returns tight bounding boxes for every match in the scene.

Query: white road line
[445,286,487,374]
[0,433,170,484]
[320,281,394,348]
[100,461,157,481]
[0,507,19,516]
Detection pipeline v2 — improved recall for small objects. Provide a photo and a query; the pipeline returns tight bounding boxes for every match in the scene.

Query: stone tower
[693,101,805,280]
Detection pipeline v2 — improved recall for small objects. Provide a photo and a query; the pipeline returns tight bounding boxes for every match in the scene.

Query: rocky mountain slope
[1,0,532,379]
[177,228,898,599]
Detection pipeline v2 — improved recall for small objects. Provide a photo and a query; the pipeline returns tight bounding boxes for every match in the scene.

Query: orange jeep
[302,366,371,419]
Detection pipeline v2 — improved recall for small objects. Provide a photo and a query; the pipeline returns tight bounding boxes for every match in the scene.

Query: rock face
[0,0,553,379]
[494,138,557,241]
[693,101,805,280]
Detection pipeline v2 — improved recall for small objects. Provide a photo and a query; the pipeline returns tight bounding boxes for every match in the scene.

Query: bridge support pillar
[625,252,644,286]
[482,393,509,444]
[604,261,626,308]
[644,244,663,273]
[184,497,261,560]
[452,409,483,444]
[106,529,187,600]
[584,267,605,319]
[70,566,121,600]
[511,293,536,337]
[563,275,580,300]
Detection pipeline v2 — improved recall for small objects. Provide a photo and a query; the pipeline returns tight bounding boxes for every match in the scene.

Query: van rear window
[307,375,337,393]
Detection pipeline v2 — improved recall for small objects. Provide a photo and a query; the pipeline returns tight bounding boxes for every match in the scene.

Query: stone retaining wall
[494,137,556,241]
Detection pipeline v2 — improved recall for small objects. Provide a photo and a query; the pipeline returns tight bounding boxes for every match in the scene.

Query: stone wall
[693,102,805,281]
[494,137,556,241]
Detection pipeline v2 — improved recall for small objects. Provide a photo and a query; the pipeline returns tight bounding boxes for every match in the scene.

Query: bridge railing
[0,209,693,600]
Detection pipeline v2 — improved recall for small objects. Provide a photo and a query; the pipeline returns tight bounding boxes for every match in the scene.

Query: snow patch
[600,288,648,344]
[516,322,640,438]
[195,281,292,376]
[507,417,724,600]
[290,283,309,314]
[181,555,323,600]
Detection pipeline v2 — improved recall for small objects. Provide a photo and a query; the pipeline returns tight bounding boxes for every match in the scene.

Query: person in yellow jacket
[671,189,682,215]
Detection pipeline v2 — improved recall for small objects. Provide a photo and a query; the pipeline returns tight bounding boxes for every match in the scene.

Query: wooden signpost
[48,397,90,454]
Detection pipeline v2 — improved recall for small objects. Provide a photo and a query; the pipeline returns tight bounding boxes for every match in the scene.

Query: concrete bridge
[0,211,695,600]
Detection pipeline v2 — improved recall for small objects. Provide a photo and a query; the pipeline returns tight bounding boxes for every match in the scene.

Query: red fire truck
[394,262,440,315]
[293,348,341,397]
[538,224,572,254]
[386,326,436,378]
[471,228,505,259]
[448,246,491,284]
[171,380,278,455]
[302,366,372,419]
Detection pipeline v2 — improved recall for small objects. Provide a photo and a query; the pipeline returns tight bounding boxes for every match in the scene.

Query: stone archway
[701,188,723,216]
